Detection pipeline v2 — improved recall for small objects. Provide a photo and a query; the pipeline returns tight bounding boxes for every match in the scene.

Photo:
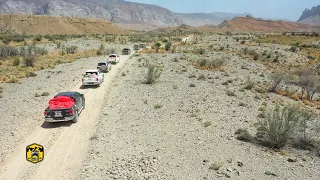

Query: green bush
[144,63,161,84]
[13,56,20,66]
[255,104,307,148]
[253,53,260,60]
[244,76,255,90]
[235,128,253,142]
[66,46,77,54]
[23,56,36,67]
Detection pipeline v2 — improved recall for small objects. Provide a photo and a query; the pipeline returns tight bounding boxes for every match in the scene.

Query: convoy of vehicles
[44,50,131,123]
[44,92,85,123]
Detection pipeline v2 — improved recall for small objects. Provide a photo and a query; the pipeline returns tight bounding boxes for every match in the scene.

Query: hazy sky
[129,0,319,21]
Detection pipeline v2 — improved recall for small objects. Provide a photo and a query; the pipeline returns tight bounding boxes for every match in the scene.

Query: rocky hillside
[176,12,252,27]
[200,16,320,32]
[298,5,320,25]
[0,0,182,29]
[0,14,129,35]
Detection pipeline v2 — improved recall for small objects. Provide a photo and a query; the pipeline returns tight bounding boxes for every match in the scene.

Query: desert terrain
[0,16,320,180]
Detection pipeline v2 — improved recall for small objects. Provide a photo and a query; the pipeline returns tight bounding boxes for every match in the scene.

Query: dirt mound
[0,14,130,35]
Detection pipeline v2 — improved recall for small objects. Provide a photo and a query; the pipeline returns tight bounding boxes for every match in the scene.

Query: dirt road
[0,55,131,180]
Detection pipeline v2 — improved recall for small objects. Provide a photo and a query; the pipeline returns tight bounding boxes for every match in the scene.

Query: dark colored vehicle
[44,92,85,123]
[139,44,146,48]
[97,61,112,72]
[133,45,140,51]
[122,48,131,55]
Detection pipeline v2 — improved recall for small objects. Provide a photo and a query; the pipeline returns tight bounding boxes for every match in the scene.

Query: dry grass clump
[194,58,225,70]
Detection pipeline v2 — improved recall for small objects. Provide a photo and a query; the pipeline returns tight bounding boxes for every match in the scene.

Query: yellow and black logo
[26,143,44,163]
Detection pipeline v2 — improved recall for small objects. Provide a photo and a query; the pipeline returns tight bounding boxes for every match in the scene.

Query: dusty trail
[0,55,131,180]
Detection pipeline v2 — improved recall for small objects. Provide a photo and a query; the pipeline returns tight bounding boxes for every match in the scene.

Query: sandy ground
[77,53,320,180]
[0,52,132,179]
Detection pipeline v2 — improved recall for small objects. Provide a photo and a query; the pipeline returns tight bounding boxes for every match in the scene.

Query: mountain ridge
[298,5,320,25]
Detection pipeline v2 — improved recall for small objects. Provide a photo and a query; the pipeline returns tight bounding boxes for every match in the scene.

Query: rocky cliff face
[0,0,183,28]
[298,5,320,25]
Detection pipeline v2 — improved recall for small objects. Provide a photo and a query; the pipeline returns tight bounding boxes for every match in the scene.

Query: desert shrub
[144,63,161,84]
[268,71,286,92]
[154,42,161,53]
[154,104,162,109]
[25,72,37,77]
[209,161,223,171]
[196,58,225,69]
[96,50,102,55]
[34,36,42,42]
[41,92,50,96]
[235,128,253,142]
[13,56,20,66]
[255,104,306,148]
[244,76,255,90]
[7,76,19,83]
[66,46,77,54]
[289,69,320,100]
[171,47,176,53]
[23,56,36,67]
[197,74,206,80]
[226,90,236,96]
[253,53,260,60]
[165,42,171,51]
[0,45,19,59]
[204,121,212,127]
[290,46,297,52]
[240,40,246,44]
[196,48,205,55]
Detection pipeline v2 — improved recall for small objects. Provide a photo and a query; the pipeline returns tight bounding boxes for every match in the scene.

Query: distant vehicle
[82,69,104,86]
[122,48,131,55]
[133,45,140,51]
[107,54,120,64]
[97,61,112,72]
[139,44,146,48]
[44,92,85,123]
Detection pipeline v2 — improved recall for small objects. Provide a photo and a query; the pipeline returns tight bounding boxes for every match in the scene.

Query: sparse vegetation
[195,58,225,70]
[244,76,255,90]
[154,104,163,109]
[209,161,223,171]
[144,63,162,84]
[255,104,311,148]
[23,56,36,67]
[204,121,212,127]
[235,128,253,142]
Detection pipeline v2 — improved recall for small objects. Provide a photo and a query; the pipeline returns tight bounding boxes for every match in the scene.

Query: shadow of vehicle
[41,121,73,129]
[79,85,100,89]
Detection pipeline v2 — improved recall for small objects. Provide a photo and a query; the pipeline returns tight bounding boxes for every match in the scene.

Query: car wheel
[72,111,79,123]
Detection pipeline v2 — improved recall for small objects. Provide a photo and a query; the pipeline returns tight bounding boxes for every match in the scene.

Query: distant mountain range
[200,16,320,32]
[298,5,320,25]
[0,0,318,31]
[175,12,253,26]
[0,0,256,30]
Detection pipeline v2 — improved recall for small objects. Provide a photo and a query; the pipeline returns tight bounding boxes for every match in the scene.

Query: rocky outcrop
[298,5,320,25]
